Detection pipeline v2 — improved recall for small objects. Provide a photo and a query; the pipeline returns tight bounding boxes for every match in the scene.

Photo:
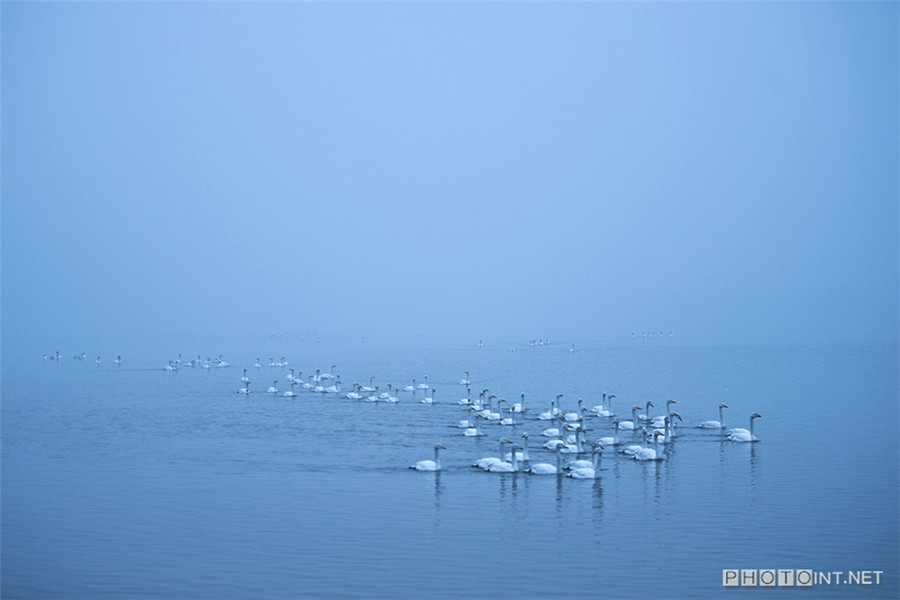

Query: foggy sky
[2,2,897,353]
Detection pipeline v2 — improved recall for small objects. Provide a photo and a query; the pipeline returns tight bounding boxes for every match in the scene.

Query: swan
[633,431,665,461]
[594,393,616,418]
[527,444,564,475]
[238,382,251,394]
[285,368,296,382]
[649,399,677,428]
[267,380,279,394]
[568,447,602,479]
[698,404,728,429]
[283,380,300,397]
[654,412,683,442]
[241,369,250,383]
[482,396,503,420]
[324,379,342,394]
[541,413,565,437]
[421,388,436,404]
[538,394,563,421]
[463,414,486,437]
[96,356,101,365]
[617,406,641,431]
[114,356,122,365]
[621,428,648,456]
[458,387,472,405]
[504,433,530,462]
[563,398,584,422]
[488,444,522,472]
[597,420,620,447]
[417,375,430,390]
[460,371,470,385]
[560,424,586,454]
[411,444,445,471]
[405,378,417,393]
[360,377,376,393]
[637,400,654,422]
[727,413,762,442]
[509,392,526,413]
[474,439,511,470]
[499,413,515,426]
[458,406,479,428]
[254,358,262,369]
[346,384,363,400]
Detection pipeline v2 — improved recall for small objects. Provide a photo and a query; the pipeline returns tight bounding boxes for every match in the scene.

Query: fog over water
[2,2,896,354]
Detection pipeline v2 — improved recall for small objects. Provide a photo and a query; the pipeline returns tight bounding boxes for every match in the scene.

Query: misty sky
[2,2,897,351]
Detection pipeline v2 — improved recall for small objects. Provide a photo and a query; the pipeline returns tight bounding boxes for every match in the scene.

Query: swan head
[556,393,564,399]
[720,403,728,409]
[751,412,762,419]
[667,399,676,405]
[647,401,654,408]
[594,446,603,454]
[671,411,683,422]
[522,433,528,439]
[434,444,446,450]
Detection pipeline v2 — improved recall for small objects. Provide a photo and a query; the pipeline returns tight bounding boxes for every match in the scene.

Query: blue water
[2,339,898,599]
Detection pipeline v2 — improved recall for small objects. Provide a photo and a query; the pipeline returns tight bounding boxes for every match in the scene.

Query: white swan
[267,380,279,394]
[474,439,511,470]
[460,371,470,385]
[593,393,615,417]
[504,433,530,462]
[527,444,564,475]
[649,399,677,428]
[621,428,648,456]
[405,378,417,393]
[597,420,620,447]
[633,431,665,461]
[727,413,762,442]
[241,369,250,383]
[637,400,654,422]
[698,404,728,429]
[617,406,641,431]
[283,380,299,397]
[237,381,251,394]
[458,387,472,405]
[417,376,430,390]
[538,394,563,420]
[411,444,445,471]
[568,447,602,479]
[463,414,485,437]
[488,444,522,472]
[421,388,436,404]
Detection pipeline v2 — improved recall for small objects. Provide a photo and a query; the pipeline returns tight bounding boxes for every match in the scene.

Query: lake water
[2,338,898,599]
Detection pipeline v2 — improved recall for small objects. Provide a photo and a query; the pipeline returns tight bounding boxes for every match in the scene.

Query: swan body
[597,421,620,447]
[568,447,602,479]
[474,439,510,470]
[267,380,279,394]
[617,406,641,431]
[509,392,526,413]
[527,444,564,475]
[421,388,436,404]
[411,444,445,471]
[633,431,665,461]
[698,404,728,429]
[727,413,762,442]
[488,445,521,472]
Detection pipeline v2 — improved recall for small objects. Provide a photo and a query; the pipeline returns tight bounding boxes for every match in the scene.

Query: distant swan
[567,447,602,479]
[421,388,436,404]
[698,404,728,429]
[617,406,641,431]
[474,439,511,470]
[527,444,564,475]
[727,413,762,442]
[267,380,279,394]
[633,431,665,461]
[488,444,522,472]
[411,444,445,471]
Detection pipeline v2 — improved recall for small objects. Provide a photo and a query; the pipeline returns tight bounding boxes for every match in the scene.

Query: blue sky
[2,1,897,351]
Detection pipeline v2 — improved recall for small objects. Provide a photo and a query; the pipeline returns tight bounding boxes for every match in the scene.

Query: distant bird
[411,444,445,471]
[727,413,762,442]
[698,404,728,429]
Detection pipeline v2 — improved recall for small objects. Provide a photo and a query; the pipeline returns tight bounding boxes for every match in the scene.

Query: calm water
[2,339,898,599]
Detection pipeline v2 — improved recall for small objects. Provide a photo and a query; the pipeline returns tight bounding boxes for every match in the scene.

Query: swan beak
[753,413,762,418]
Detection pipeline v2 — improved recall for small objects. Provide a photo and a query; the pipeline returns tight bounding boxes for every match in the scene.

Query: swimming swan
[411,444,446,471]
